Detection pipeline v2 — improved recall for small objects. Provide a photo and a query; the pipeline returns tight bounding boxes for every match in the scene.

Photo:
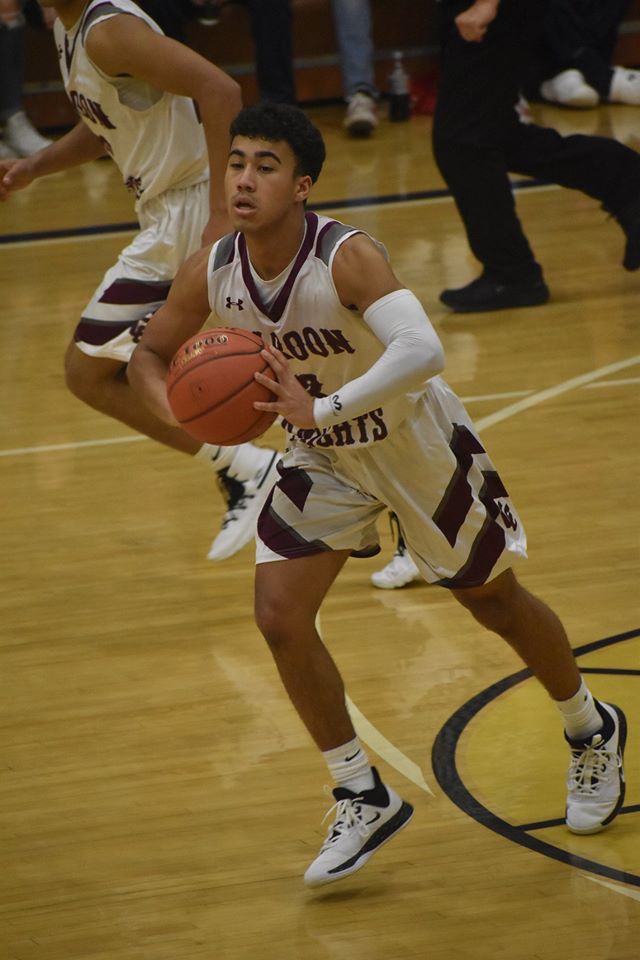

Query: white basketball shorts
[256,378,528,588]
[73,180,209,362]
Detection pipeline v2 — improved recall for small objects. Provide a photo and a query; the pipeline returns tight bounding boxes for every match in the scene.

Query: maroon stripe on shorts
[436,517,506,589]
[98,278,172,305]
[257,503,331,559]
[74,318,134,346]
[277,465,313,512]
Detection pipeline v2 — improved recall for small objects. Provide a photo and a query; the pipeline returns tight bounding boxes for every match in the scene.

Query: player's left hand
[254,345,317,429]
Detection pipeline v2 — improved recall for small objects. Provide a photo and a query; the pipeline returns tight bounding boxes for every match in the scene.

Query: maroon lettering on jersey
[69,90,116,130]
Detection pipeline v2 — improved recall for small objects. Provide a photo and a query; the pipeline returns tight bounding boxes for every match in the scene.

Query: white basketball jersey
[54,0,208,209]
[207,212,432,450]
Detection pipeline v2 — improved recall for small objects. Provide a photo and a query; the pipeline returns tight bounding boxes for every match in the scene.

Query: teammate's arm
[85,14,242,244]
[127,246,212,425]
[0,121,106,200]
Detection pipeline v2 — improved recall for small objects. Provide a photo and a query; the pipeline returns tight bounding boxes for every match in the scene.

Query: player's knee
[254,593,290,647]
[255,592,314,651]
[452,571,519,636]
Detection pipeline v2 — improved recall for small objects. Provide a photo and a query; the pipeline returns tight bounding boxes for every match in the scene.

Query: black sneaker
[195,1,221,26]
[440,275,550,313]
[607,194,640,271]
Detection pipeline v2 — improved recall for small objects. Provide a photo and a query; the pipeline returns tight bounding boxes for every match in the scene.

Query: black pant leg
[504,121,640,214]
[246,0,296,104]
[432,1,544,281]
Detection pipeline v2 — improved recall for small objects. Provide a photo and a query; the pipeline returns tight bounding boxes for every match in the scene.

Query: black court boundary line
[0,178,549,246]
[431,628,640,889]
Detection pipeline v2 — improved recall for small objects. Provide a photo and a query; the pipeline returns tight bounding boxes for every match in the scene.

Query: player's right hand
[0,159,36,201]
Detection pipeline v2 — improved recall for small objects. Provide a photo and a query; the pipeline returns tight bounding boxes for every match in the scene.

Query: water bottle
[388,51,411,122]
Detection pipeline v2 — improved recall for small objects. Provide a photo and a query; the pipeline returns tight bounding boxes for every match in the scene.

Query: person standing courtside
[128,102,627,888]
[0,0,280,560]
[431,0,640,313]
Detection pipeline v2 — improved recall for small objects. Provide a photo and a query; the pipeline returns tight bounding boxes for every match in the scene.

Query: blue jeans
[331,0,377,100]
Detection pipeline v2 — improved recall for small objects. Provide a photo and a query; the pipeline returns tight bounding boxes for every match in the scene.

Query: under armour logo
[225,296,244,310]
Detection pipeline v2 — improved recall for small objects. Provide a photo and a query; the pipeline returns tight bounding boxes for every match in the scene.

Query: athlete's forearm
[27,121,107,178]
[196,76,242,219]
[128,342,178,426]
[313,290,444,428]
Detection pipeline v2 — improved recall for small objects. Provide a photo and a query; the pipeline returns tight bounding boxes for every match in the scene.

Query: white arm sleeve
[313,289,444,429]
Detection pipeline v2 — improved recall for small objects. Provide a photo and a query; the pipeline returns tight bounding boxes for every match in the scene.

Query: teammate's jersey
[207,212,435,450]
[55,0,208,209]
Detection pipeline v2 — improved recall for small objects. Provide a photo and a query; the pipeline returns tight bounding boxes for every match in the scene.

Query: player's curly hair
[229,103,326,183]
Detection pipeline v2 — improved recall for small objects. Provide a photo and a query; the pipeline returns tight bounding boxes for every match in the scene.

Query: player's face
[225,137,311,232]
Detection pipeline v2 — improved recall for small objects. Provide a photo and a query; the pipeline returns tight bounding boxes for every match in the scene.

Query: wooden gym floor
[1,102,639,959]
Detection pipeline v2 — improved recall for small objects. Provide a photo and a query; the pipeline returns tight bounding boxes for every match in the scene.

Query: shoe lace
[216,470,253,527]
[568,734,621,797]
[319,794,370,851]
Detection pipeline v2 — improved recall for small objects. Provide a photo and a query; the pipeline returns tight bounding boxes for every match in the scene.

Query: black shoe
[440,275,550,313]
[194,1,221,26]
[608,195,640,271]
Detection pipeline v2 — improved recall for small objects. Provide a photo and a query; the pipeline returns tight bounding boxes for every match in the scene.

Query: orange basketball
[166,327,278,444]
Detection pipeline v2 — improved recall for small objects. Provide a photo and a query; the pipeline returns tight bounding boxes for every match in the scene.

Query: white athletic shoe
[304,767,413,888]
[344,91,378,138]
[207,449,280,561]
[3,111,52,157]
[540,69,599,108]
[609,66,640,105]
[565,701,627,835]
[371,549,420,589]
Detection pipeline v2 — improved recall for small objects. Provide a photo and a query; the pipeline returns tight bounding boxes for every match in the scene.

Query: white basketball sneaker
[609,66,640,105]
[371,513,421,589]
[304,767,413,888]
[207,449,280,561]
[371,550,420,589]
[540,69,599,108]
[344,91,378,138]
[4,111,52,157]
[565,701,627,835]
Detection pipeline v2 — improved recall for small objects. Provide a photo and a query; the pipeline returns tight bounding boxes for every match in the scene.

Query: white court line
[0,434,146,458]
[319,353,640,797]
[1,377,636,459]
[581,875,640,902]
[584,376,640,389]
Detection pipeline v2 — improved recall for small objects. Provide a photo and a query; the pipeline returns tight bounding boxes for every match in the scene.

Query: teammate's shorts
[73,180,209,362]
[256,378,528,589]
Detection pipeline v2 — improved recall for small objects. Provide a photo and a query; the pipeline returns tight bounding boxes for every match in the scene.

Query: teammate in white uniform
[0,0,280,561]
[129,103,627,886]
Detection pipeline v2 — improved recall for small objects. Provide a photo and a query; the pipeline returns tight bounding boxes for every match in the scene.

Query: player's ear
[294,175,312,203]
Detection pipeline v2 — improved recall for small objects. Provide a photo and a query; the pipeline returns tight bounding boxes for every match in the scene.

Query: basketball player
[128,103,627,886]
[0,0,280,561]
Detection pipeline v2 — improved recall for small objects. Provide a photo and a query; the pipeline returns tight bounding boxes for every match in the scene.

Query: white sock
[556,678,602,740]
[322,738,375,793]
